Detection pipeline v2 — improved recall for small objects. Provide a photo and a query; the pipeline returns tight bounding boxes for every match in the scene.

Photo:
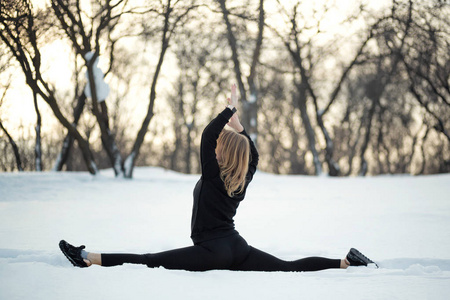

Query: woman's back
[190,107,258,244]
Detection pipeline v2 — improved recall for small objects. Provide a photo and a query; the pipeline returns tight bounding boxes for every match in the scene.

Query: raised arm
[240,129,259,181]
[226,84,244,133]
[200,107,234,179]
[227,84,259,179]
[200,84,258,180]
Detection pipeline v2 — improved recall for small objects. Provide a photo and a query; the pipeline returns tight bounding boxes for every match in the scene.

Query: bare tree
[0,76,23,172]
[50,0,128,176]
[258,63,309,174]
[168,79,201,174]
[124,0,200,178]
[355,0,450,176]
[268,1,348,175]
[0,0,98,174]
[53,90,87,171]
[0,122,23,172]
[32,89,42,171]
[399,1,450,142]
[333,0,446,176]
[1,0,448,177]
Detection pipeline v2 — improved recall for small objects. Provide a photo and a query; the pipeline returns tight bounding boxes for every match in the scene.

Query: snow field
[0,168,449,299]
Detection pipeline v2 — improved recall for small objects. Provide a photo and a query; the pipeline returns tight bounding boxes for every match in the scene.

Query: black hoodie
[190,107,259,244]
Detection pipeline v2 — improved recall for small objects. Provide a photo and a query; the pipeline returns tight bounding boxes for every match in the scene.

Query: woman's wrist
[226,104,237,114]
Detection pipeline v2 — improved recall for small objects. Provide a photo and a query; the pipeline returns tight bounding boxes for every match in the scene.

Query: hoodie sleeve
[239,129,259,182]
[200,107,235,179]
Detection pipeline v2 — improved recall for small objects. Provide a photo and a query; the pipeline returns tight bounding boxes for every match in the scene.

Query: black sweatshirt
[190,107,259,244]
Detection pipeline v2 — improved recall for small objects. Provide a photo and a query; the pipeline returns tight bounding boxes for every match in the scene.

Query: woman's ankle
[340,258,350,269]
[87,252,102,266]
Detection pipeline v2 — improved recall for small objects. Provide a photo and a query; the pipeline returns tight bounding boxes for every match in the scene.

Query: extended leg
[94,243,234,271]
[100,253,146,267]
[232,246,342,272]
[144,244,233,271]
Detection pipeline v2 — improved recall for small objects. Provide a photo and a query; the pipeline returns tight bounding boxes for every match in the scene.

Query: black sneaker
[59,240,89,268]
[346,248,378,268]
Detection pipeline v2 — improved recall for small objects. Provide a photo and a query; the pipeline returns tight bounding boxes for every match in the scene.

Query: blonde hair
[217,129,250,197]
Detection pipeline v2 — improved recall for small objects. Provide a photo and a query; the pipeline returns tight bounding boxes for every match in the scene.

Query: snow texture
[0,168,449,299]
[84,52,110,102]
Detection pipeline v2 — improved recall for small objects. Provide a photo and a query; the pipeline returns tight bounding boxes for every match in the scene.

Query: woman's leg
[81,237,348,272]
[86,252,102,266]
[232,246,345,272]
[87,240,236,271]
[78,252,146,267]
[99,253,147,267]
[144,244,232,271]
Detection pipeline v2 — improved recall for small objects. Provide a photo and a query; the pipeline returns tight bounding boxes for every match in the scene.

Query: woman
[60,84,377,271]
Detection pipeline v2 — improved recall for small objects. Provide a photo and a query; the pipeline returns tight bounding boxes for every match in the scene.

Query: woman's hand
[228,83,238,107]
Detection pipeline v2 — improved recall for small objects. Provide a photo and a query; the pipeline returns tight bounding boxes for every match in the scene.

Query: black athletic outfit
[101,108,341,272]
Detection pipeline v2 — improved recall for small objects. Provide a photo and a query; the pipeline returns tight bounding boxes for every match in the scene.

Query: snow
[84,52,110,102]
[0,168,449,299]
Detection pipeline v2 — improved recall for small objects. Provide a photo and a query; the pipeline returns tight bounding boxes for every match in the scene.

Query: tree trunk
[124,5,171,178]
[359,96,378,176]
[287,111,303,174]
[185,77,200,174]
[53,91,87,171]
[0,120,23,171]
[45,91,98,174]
[245,0,265,143]
[418,127,430,175]
[33,90,42,171]
[185,123,193,174]
[316,111,339,176]
[294,48,339,176]
[170,82,183,171]
[406,127,420,174]
[86,53,123,176]
[218,0,248,122]
[295,82,322,175]
[218,0,264,142]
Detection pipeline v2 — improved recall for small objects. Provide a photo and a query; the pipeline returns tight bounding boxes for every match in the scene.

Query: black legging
[101,234,340,272]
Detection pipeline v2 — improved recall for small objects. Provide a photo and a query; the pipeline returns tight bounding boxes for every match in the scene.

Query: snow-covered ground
[1,168,449,299]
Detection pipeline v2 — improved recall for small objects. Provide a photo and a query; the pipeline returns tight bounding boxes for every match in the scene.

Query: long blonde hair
[217,129,250,197]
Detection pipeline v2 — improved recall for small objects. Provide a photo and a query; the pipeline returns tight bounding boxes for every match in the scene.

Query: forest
[0,0,449,177]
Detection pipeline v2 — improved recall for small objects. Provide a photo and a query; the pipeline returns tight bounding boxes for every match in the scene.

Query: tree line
[0,0,449,176]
